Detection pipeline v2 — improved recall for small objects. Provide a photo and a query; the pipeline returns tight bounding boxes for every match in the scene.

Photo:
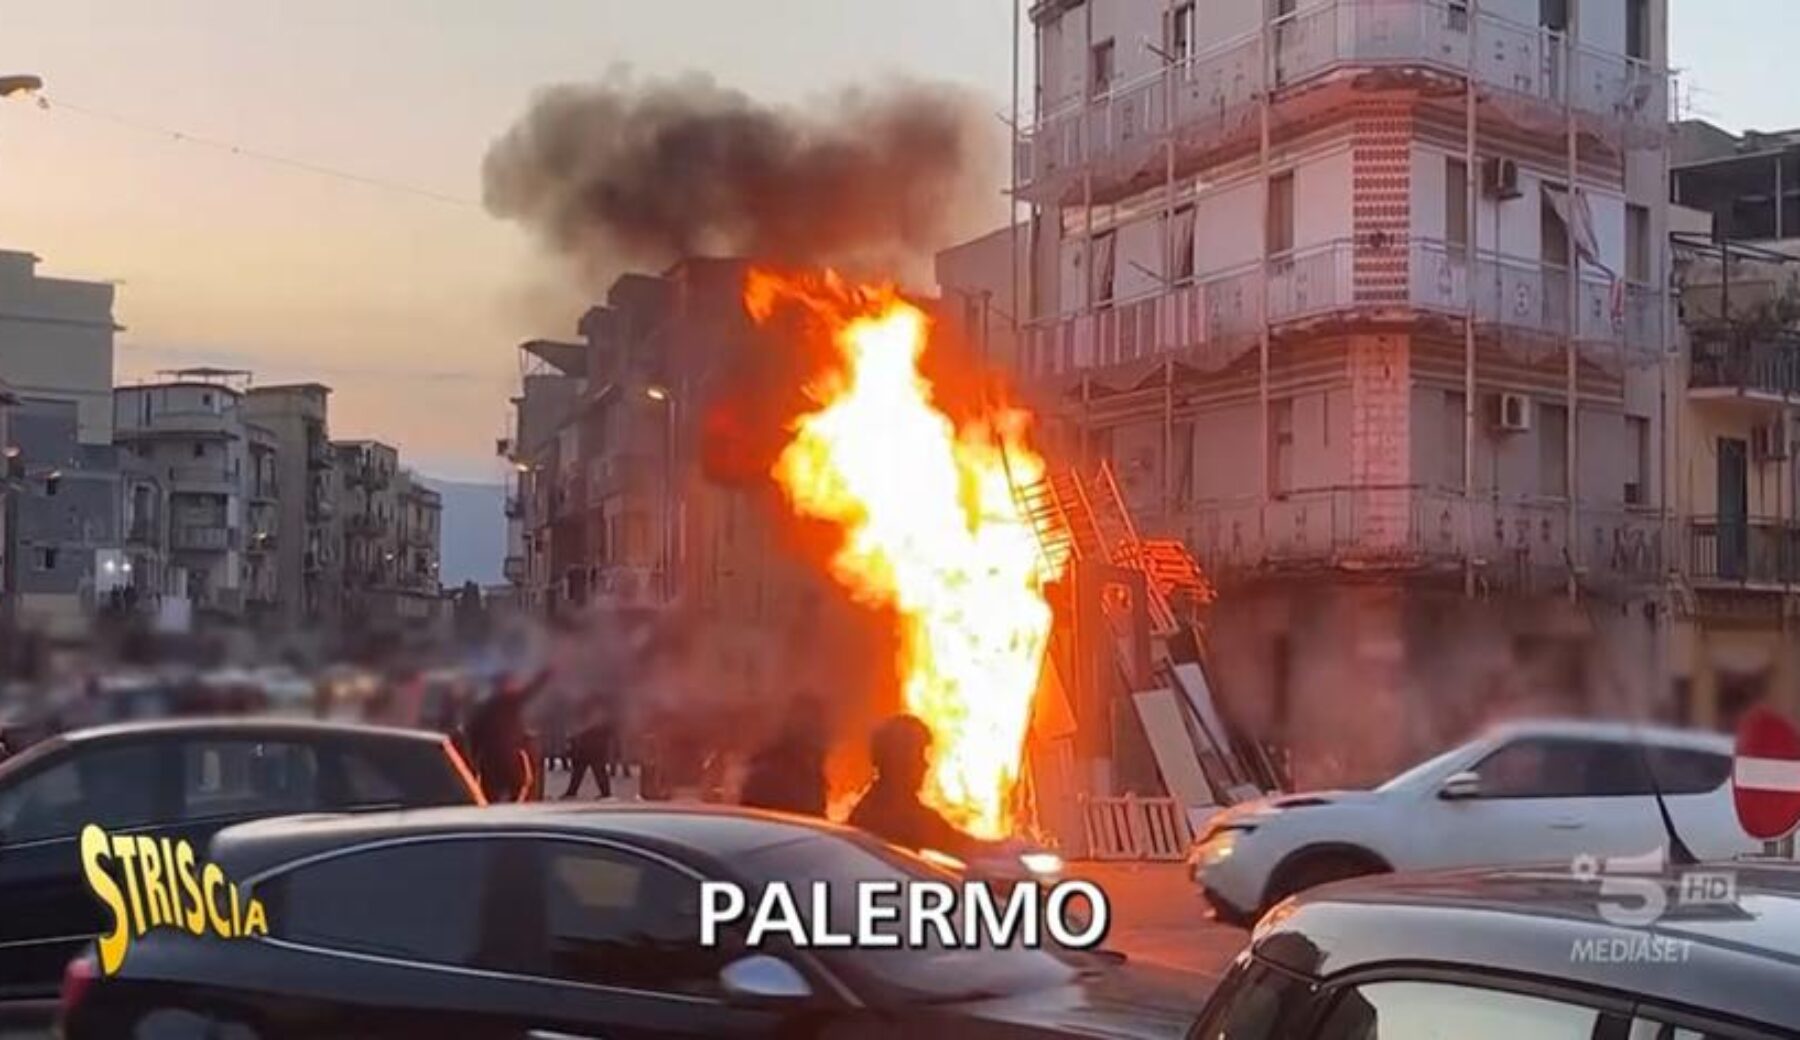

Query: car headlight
[1195,829,1241,868]
[1020,851,1064,878]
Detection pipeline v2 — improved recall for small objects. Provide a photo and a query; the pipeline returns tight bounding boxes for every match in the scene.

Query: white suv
[1190,719,1759,926]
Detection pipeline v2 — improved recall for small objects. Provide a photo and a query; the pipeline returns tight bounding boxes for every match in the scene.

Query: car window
[1315,980,1614,1039]
[524,840,739,998]
[1629,1018,1786,1040]
[328,742,470,806]
[258,839,496,967]
[1645,748,1731,796]
[1472,738,1652,799]
[182,740,322,821]
[1187,960,1313,1039]
[0,743,169,843]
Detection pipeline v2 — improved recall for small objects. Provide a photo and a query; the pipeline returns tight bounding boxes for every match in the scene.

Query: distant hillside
[422,478,506,587]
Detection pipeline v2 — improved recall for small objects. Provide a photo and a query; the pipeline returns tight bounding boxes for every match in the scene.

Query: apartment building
[0,380,15,610]
[505,259,862,695]
[1661,125,1800,725]
[397,472,444,612]
[942,0,1674,783]
[114,371,260,620]
[245,384,339,629]
[0,250,117,446]
[3,397,130,636]
[332,440,442,632]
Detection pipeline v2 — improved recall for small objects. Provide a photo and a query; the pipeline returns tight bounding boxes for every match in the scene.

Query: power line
[21,93,483,210]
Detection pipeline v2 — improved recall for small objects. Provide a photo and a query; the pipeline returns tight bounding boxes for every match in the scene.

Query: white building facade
[962,0,1676,783]
[114,374,256,619]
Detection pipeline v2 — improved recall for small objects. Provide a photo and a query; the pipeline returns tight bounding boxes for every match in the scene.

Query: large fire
[750,270,1063,839]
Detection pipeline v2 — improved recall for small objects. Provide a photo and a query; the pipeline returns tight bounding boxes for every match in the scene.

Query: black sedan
[1190,859,1800,1039]
[61,804,1209,1039]
[0,717,483,1017]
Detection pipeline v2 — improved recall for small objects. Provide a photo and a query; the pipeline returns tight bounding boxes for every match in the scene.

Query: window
[192,442,205,459]
[1171,204,1197,282]
[1470,737,1653,799]
[180,740,322,821]
[1538,402,1568,498]
[1089,38,1115,98]
[1447,0,1470,32]
[34,547,56,572]
[1188,961,1312,1040]
[260,840,495,966]
[1316,979,1610,1039]
[1092,229,1117,306]
[1627,0,1649,61]
[1627,203,1652,283]
[1540,0,1570,34]
[1267,172,1296,256]
[0,743,170,843]
[1645,747,1731,795]
[1445,392,1468,489]
[1446,158,1470,249]
[1627,415,1650,506]
[1169,3,1196,64]
[1270,399,1295,496]
[529,841,737,996]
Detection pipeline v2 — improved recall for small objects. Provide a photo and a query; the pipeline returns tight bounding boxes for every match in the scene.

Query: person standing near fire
[467,667,551,802]
[849,714,995,861]
[740,694,828,816]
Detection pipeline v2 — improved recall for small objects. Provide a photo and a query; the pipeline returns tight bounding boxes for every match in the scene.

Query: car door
[1425,736,1662,871]
[0,739,179,999]
[496,837,811,1039]
[246,835,545,1039]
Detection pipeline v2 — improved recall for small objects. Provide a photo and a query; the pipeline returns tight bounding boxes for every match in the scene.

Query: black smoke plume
[482,69,1002,286]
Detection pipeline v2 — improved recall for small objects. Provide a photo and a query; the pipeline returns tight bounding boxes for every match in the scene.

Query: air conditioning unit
[1491,392,1533,433]
[1483,157,1523,201]
[1752,417,1792,462]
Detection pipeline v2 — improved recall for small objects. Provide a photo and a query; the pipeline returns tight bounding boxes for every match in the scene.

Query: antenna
[1632,727,1699,868]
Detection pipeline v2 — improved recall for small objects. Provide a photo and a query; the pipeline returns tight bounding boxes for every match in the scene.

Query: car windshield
[1375,744,1474,793]
[734,831,1080,1006]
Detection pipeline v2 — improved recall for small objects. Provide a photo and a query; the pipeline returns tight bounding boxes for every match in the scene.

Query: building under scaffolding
[943,0,1683,814]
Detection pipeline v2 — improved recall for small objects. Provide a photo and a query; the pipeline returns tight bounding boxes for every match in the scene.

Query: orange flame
[752,270,1063,839]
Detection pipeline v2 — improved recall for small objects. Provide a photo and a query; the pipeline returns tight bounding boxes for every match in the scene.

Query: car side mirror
[719,954,813,1007]
[1439,771,1481,801]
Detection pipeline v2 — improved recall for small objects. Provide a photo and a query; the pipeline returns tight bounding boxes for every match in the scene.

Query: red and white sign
[1733,707,1800,842]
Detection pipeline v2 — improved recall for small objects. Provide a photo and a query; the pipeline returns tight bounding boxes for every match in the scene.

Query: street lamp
[0,75,43,99]
[644,385,676,601]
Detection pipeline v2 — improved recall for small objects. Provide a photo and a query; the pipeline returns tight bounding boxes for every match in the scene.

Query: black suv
[0,717,482,1016]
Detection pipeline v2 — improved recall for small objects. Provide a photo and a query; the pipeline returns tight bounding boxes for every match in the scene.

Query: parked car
[1187,860,1800,1038]
[1190,719,1760,925]
[0,717,484,1017]
[61,805,1209,1039]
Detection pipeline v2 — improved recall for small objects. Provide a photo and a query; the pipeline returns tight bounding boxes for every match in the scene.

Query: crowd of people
[448,663,997,861]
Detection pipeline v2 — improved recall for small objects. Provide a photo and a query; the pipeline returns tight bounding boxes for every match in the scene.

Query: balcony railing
[1021,239,1666,379]
[1169,488,1661,592]
[167,466,237,492]
[1688,518,1800,588]
[171,525,239,553]
[1689,334,1800,400]
[1018,0,1668,199]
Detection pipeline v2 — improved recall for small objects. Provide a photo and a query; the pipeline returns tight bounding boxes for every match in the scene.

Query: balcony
[1020,239,1667,379]
[343,463,394,490]
[246,529,277,553]
[503,554,527,584]
[171,525,239,553]
[1689,334,1800,403]
[505,495,525,520]
[1173,488,1661,594]
[167,465,238,495]
[1687,519,1800,590]
[1017,0,1668,204]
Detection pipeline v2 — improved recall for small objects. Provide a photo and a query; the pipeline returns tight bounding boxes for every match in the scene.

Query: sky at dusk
[0,0,1786,481]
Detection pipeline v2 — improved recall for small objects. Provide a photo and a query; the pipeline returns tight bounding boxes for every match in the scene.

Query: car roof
[0,717,448,780]
[1254,863,1800,1030]
[209,803,853,881]
[1483,718,1733,753]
